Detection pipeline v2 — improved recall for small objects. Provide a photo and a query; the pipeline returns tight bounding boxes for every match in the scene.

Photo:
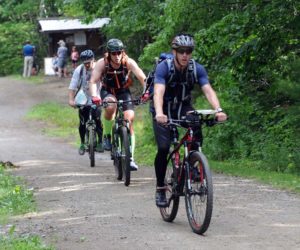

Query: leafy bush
[0,22,40,76]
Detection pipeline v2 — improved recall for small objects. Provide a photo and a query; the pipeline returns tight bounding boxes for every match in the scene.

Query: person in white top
[68,50,104,155]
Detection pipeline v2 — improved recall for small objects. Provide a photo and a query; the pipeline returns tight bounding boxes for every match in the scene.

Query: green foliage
[188,0,300,174]
[102,0,163,59]
[212,160,300,193]
[0,234,53,250]
[0,0,39,22]
[0,22,40,76]
[26,102,78,138]
[134,104,156,166]
[0,164,35,221]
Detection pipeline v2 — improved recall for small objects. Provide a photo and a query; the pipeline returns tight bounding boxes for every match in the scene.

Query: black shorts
[101,88,134,111]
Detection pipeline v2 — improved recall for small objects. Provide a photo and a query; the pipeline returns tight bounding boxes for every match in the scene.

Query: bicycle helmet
[171,34,195,49]
[106,39,124,52]
[80,50,94,63]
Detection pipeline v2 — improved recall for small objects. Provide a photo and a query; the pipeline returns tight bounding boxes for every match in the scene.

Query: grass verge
[0,164,34,223]
[26,102,78,141]
[212,160,300,193]
[10,74,45,85]
[26,102,300,193]
[0,163,53,249]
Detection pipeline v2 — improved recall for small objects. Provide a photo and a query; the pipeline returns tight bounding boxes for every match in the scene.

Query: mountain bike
[78,104,101,167]
[103,99,141,186]
[159,109,219,235]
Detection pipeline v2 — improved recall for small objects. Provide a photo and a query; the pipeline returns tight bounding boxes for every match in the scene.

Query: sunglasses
[176,47,193,55]
[111,51,122,56]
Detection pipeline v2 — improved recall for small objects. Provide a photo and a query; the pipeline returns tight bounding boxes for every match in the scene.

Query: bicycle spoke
[185,152,213,235]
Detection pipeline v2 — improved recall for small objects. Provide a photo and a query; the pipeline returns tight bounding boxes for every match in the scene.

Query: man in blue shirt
[153,34,227,207]
[22,40,35,77]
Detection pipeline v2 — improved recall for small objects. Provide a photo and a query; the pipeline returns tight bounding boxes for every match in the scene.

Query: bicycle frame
[104,98,141,186]
[159,110,218,234]
[86,106,97,130]
[113,100,130,135]
[166,125,195,198]
[77,104,99,167]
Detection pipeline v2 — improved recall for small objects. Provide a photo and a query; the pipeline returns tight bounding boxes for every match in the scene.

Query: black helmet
[171,34,195,49]
[80,50,94,63]
[107,39,124,52]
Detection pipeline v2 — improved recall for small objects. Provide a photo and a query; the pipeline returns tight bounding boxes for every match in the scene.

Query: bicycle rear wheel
[120,126,131,186]
[88,126,95,167]
[112,127,122,180]
[160,157,180,222]
[184,151,213,234]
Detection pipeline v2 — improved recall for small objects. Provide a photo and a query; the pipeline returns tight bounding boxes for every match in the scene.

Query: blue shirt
[154,59,209,87]
[23,44,35,56]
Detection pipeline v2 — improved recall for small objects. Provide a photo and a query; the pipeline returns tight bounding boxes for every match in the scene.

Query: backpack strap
[166,59,175,84]
[103,56,132,91]
[188,59,197,83]
[75,64,85,96]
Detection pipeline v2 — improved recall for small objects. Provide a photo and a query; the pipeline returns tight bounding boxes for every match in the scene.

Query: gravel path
[0,76,299,250]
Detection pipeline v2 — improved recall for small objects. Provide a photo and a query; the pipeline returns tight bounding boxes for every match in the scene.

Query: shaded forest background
[0,0,299,173]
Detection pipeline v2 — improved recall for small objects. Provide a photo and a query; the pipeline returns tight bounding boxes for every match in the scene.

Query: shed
[38,18,110,57]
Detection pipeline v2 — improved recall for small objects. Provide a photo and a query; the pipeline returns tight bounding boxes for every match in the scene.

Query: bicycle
[159,109,219,235]
[103,98,141,186]
[78,104,101,167]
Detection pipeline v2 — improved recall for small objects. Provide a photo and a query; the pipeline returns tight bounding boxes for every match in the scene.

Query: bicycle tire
[184,151,213,235]
[112,127,122,180]
[160,153,180,222]
[120,126,131,186]
[88,126,95,167]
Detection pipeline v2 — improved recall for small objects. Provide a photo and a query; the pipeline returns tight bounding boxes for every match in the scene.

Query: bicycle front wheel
[120,126,131,186]
[184,151,213,234]
[88,126,95,167]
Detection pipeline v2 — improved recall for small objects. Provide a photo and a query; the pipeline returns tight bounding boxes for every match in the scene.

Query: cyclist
[68,50,104,155]
[152,34,227,207]
[90,38,147,170]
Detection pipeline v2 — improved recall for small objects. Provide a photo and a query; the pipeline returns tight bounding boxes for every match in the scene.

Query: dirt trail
[0,76,299,250]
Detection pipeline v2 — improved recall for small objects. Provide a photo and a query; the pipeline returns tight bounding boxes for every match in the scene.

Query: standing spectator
[57,40,68,78]
[71,46,79,70]
[22,40,35,77]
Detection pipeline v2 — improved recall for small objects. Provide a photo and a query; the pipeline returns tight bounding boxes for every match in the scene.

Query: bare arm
[202,83,227,121]
[68,89,76,107]
[154,83,168,124]
[89,59,105,97]
[128,58,146,89]
[201,84,221,110]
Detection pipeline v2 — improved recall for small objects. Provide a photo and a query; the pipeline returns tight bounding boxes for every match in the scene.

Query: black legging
[153,120,171,187]
[79,106,102,144]
[152,105,202,187]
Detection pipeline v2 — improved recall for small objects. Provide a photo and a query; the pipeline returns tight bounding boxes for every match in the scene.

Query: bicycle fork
[114,120,131,158]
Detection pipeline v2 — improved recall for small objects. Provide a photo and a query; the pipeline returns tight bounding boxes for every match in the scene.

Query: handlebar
[102,98,144,108]
[75,103,100,109]
[161,109,222,128]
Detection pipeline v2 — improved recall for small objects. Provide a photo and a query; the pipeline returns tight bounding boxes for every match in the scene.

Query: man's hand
[92,96,101,105]
[155,113,168,125]
[69,99,76,108]
[215,112,227,122]
[141,91,150,102]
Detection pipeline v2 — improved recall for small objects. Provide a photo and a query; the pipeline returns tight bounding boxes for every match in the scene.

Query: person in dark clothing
[152,34,227,207]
